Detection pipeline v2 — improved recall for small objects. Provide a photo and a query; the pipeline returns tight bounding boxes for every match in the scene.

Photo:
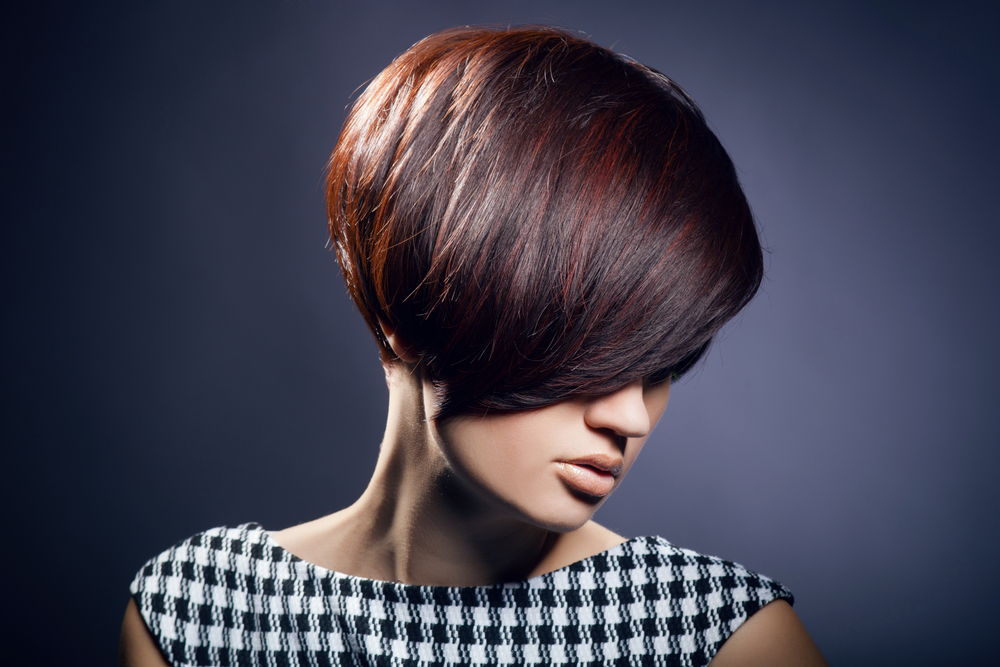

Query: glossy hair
[327,25,763,420]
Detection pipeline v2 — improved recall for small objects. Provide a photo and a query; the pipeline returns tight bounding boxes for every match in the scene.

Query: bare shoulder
[576,520,629,553]
[529,521,627,577]
[269,512,349,568]
[709,600,828,667]
[119,598,172,667]
[269,515,325,554]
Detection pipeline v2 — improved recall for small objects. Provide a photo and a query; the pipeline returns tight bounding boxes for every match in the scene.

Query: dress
[130,523,792,667]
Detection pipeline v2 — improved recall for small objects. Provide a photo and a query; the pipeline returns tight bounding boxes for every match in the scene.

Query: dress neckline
[247,522,656,591]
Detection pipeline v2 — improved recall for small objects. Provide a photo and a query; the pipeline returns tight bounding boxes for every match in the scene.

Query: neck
[329,364,556,586]
[272,362,625,586]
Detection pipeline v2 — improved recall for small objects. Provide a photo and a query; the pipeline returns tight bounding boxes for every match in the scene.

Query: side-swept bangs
[327,26,763,420]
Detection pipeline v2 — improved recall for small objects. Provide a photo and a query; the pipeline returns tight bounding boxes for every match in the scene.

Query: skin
[119,325,827,665]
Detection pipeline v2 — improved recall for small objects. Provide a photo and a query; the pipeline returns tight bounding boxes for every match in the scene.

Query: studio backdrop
[4,1,998,665]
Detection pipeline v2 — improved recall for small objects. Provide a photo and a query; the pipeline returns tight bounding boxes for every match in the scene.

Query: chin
[520,494,607,533]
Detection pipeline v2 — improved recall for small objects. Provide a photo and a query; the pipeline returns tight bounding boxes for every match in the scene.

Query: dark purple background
[4,1,998,664]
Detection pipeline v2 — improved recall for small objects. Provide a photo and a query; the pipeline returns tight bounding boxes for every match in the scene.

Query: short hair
[327,25,763,421]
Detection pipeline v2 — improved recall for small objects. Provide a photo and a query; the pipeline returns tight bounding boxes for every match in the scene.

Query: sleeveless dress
[130,523,792,667]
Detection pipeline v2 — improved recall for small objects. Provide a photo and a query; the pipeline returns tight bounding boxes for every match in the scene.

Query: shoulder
[130,522,284,605]
[531,520,627,576]
[128,523,289,667]
[634,536,794,610]
[708,600,828,666]
[615,536,801,664]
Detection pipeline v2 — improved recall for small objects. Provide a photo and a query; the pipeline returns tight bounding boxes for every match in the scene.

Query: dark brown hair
[327,25,763,421]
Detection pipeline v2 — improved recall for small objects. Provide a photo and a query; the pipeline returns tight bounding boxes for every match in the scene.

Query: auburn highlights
[326,25,763,421]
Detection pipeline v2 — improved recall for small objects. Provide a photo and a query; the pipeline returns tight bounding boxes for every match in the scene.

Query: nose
[583,380,651,439]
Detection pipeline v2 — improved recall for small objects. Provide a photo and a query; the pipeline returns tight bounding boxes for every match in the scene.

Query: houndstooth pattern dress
[131,523,792,667]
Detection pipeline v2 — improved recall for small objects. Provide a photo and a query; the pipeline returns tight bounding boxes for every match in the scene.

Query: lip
[555,454,624,498]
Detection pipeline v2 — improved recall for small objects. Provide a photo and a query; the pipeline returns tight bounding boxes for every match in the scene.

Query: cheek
[436,415,537,493]
[435,409,574,502]
[646,383,671,425]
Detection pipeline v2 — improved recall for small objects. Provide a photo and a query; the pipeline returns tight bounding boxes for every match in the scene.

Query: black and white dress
[130,524,792,667]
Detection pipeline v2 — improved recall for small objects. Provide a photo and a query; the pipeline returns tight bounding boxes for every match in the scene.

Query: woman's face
[429,378,671,532]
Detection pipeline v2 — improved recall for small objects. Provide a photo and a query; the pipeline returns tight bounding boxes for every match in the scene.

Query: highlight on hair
[327,25,763,420]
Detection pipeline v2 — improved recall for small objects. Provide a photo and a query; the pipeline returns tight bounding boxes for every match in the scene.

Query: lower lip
[555,463,616,498]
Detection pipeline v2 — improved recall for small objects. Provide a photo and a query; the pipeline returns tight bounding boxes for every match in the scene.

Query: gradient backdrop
[4,1,998,664]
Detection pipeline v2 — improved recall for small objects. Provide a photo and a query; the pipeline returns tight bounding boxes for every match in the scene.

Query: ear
[378,318,419,364]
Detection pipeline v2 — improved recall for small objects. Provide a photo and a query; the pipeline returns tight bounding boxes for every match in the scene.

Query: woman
[121,26,827,666]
